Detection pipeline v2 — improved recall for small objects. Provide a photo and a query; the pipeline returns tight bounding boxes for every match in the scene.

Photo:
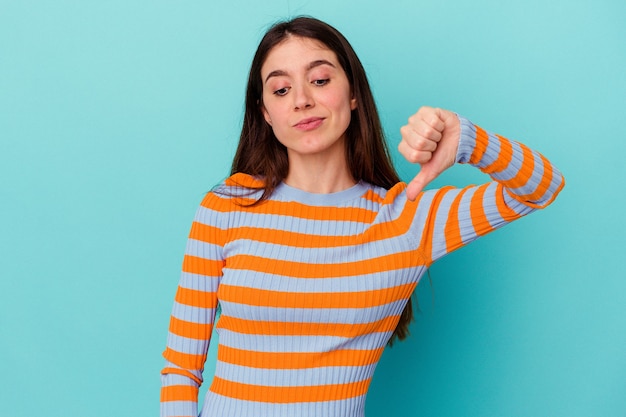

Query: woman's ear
[261,103,273,126]
[350,96,357,110]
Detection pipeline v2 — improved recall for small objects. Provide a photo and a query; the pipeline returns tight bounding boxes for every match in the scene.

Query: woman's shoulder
[200,173,265,207]
[370,181,409,205]
[210,173,263,194]
[223,173,265,189]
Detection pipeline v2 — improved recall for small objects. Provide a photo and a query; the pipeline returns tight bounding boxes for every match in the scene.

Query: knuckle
[421,125,434,137]
[419,105,433,116]
[409,150,432,164]
[408,150,422,164]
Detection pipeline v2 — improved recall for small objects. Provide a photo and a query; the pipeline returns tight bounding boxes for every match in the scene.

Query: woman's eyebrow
[307,59,335,71]
[264,59,336,84]
[264,69,288,84]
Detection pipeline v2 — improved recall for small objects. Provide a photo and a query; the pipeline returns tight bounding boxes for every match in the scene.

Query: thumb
[406,168,435,201]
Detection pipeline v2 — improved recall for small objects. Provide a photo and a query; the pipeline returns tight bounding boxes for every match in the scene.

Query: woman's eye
[313,79,330,86]
[274,87,289,96]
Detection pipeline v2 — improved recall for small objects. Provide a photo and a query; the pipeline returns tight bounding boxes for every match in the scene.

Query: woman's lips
[294,117,324,131]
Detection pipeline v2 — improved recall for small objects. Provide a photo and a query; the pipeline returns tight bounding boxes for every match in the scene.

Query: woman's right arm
[160,192,227,417]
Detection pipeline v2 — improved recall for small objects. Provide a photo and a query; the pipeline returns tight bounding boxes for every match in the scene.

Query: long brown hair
[231,16,414,346]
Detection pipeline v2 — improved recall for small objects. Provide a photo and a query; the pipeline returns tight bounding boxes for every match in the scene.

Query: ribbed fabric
[160,116,565,417]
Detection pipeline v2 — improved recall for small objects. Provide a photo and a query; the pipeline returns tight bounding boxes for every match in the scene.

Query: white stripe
[201,391,366,417]
[177,272,221,291]
[219,266,423,292]
[165,332,211,354]
[213,362,375,387]
[185,239,223,260]
[218,300,407,324]
[197,205,372,234]
[490,140,524,182]
[171,301,216,324]
[217,329,391,353]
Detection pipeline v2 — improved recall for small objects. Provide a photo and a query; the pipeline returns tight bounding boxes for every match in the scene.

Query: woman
[160,16,564,417]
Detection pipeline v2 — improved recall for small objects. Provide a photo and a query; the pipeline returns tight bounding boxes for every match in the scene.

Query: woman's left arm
[399,106,565,263]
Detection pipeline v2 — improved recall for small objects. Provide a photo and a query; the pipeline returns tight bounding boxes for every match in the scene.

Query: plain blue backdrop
[1,0,624,416]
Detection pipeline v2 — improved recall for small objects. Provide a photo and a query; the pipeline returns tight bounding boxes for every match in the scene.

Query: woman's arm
[160,192,227,417]
[400,106,565,264]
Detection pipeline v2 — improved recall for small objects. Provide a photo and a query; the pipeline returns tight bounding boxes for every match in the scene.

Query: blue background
[1,1,624,416]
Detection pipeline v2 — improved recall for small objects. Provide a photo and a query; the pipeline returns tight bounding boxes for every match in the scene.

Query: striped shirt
[160,116,564,417]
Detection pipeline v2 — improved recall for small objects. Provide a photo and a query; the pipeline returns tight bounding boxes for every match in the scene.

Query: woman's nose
[293,85,314,110]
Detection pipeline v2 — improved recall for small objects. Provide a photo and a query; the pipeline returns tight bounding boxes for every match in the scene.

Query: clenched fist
[398,106,461,200]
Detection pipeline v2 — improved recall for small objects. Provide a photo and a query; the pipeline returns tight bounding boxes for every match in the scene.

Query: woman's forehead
[261,36,339,76]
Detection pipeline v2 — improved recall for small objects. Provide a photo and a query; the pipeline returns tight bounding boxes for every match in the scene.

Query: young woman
[160,16,564,417]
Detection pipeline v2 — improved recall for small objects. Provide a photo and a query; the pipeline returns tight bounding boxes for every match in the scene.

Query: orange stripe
[494,184,523,222]
[189,222,226,245]
[226,250,418,278]
[182,255,224,276]
[469,125,489,165]
[160,384,198,402]
[444,187,468,253]
[169,316,213,339]
[530,153,554,201]
[210,376,371,403]
[217,345,385,369]
[163,347,206,371]
[217,315,400,337]
[357,185,422,245]
[204,193,377,222]
[531,173,565,209]
[228,226,354,248]
[361,189,384,204]
[469,184,494,237]
[418,186,455,265]
[481,133,514,174]
[160,367,203,385]
[217,283,416,309]
[493,134,515,172]
[225,173,266,188]
[499,142,535,189]
[510,152,554,203]
[200,191,236,209]
[174,286,218,309]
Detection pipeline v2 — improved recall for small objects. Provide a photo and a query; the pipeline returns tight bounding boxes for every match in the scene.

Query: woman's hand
[398,106,461,201]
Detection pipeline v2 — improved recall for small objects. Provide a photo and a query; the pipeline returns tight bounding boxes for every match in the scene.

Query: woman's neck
[283,154,356,194]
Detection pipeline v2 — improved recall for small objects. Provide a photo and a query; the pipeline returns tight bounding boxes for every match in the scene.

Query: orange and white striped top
[160,116,564,417]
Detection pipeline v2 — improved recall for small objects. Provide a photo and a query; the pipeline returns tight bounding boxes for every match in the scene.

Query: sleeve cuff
[455,115,478,164]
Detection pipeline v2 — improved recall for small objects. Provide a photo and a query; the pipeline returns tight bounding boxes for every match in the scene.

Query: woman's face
[260,36,357,163]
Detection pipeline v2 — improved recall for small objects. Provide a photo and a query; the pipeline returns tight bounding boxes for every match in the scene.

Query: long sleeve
[413,115,565,264]
[160,193,227,417]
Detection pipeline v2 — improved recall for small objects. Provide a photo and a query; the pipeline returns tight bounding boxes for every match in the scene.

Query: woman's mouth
[294,117,324,131]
